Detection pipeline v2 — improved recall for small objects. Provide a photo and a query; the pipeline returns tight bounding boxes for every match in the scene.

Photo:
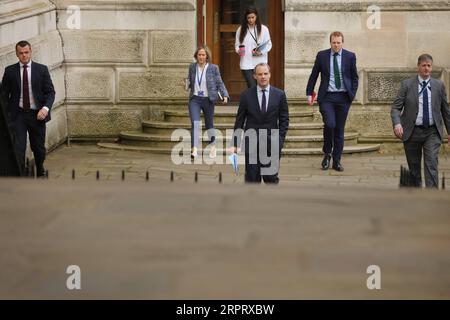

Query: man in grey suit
[391,54,450,188]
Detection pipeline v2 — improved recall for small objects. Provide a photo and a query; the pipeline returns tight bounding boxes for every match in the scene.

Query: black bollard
[170,171,174,182]
[219,172,222,184]
[72,169,75,180]
[45,170,49,179]
[96,170,100,180]
[399,165,403,187]
[146,171,149,181]
[443,173,446,190]
[195,171,198,183]
[122,170,125,181]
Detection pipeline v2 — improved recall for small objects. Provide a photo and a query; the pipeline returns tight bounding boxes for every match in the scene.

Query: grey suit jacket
[391,76,450,141]
[188,63,229,103]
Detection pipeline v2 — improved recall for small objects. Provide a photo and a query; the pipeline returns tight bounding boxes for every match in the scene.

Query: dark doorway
[201,0,284,100]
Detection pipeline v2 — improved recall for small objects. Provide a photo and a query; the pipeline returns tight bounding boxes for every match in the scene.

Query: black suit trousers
[13,109,46,171]
[244,134,280,184]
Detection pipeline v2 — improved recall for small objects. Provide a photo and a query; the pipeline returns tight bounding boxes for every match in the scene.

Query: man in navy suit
[1,40,55,176]
[231,63,289,183]
[306,31,358,172]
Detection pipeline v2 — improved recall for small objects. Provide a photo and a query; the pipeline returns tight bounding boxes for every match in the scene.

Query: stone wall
[285,0,450,137]
[0,0,196,145]
[0,0,66,151]
[53,0,196,140]
[2,0,449,146]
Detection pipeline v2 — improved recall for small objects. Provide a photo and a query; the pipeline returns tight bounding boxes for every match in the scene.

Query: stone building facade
[1,0,449,151]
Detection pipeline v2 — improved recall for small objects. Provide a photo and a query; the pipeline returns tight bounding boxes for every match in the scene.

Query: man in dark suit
[391,54,450,188]
[1,40,55,176]
[306,31,359,172]
[231,63,289,184]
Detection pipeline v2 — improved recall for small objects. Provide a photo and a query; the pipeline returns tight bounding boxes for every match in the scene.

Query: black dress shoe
[321,153,331,170]
[36,167,46,177]
[332,162,344,172]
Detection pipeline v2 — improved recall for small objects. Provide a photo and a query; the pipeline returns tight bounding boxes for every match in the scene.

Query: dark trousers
[319,92,351,162]
[404,125,441,188]
[241,69,256,88]
[12,109,46,173]
[188,95,215,148]
[244,135,280,184]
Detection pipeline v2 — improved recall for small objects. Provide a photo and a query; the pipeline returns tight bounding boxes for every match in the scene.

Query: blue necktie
[422,81,429,128]
[261,89,267,113]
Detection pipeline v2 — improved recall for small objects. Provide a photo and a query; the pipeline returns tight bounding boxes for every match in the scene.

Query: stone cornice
[0,0,55,26]
[51,0,195,11]
[285,1,450,12]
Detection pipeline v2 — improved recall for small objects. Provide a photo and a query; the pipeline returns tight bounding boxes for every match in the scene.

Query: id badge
[198,90,204,97]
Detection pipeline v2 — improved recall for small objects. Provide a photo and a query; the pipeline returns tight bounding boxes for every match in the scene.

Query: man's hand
[37,107,48,121]
[222,97,228,104]
[393,124,403,139]
[228,146,241,154]
[307,95,313,106]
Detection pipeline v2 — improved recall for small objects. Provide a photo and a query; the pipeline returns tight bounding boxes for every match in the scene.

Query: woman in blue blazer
[187,46,229,159]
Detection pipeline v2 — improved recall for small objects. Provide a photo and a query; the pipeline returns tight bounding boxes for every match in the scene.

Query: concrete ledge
[0,0,55,26]
[285,0,450,12]
[52,0,195,11]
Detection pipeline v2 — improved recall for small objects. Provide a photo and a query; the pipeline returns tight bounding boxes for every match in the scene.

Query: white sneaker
[191,147,198,158]
[209,145,217,159]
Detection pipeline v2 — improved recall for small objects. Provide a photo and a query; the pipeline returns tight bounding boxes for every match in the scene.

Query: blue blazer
[233,86,289,148]
[1,61,55,122]
[306,48,358,104]
[188,63,229,103]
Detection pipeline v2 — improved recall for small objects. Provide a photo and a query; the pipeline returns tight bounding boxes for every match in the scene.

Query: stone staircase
[98,106,380,155]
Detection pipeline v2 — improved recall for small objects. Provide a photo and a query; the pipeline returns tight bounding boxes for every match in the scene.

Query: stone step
[164,107,314,124]
[98,142,381,155]
[142,121,324,135]
[118,131,359,148]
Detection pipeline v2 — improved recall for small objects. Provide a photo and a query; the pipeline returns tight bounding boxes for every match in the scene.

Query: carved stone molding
[0,0,54,25]
[52,0,195,11]
[365,69,443,103]
[285,0,450,12]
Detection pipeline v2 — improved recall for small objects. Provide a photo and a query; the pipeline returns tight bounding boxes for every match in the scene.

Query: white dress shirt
[257,85,270,112]
[19,61,37,109]
[416,75,434,126]
[193,63,209,97]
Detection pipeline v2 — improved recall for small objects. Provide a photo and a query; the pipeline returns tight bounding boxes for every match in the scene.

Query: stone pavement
[0,179,449,299]
[44,144,450,190]
[1,144,449,299]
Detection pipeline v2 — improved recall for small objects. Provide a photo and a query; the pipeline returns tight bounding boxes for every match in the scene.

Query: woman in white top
[235,7,272,88]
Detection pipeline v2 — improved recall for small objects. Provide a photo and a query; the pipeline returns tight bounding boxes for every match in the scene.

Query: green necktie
[333,52,341,90]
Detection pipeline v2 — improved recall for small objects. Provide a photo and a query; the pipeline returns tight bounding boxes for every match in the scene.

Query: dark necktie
[22,64,30,110]
[261,89,267,113]
[422,81,429,128]
[333,52,341,90]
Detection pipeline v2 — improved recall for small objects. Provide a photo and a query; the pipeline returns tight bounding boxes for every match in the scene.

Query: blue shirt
[328,49,346,92]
